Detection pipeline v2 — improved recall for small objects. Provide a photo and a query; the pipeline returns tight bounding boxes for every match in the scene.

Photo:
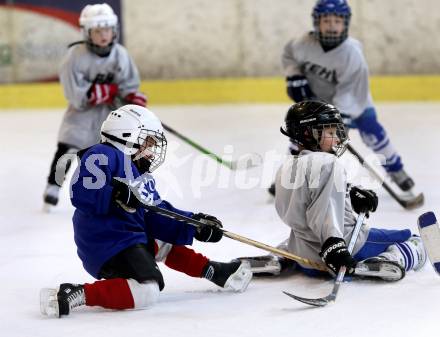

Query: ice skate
[234,254,298,277]
[234,255,282,276]
[378,236,427,273]
[268,183,276,197]
[40,283,85,318]
[355,257,405,282]
[43,183,61,209]
[406,236,427,271]
[388,169,415,192]
[203,260,252,292]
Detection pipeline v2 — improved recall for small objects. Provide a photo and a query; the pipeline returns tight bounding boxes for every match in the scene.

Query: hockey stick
[111,97,261,170]
[162,123,262,170]
[114,177,327,271]
[417,212,440,275]
[346,144,424,210]
[283,212,366,307]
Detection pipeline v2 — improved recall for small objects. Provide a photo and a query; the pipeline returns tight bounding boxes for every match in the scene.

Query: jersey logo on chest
[93,73,115,84]
[302,61,338,85]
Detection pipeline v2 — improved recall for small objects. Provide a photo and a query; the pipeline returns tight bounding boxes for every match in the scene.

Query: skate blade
[224,262,253,293]
[355,261,405,282]
[235,257,281,276]
[40,288,59,317]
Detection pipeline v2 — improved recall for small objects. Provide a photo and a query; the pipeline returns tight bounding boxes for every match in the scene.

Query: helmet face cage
[311,122,348,157]
[312,0,351,49]
[80,4,119,57]
[85,26,118,57]
[133,130,168,173]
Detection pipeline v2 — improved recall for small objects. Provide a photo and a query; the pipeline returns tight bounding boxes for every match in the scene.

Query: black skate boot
[43,183,61,210]
[202,260,252,292]
[40,283,85,317]
[268,183,276,196]
[389,169,415,192]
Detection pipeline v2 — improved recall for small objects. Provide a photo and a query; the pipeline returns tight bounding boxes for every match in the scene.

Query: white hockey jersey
[282,33,373,119]
[57,43,141,149]
[274,150,369,268]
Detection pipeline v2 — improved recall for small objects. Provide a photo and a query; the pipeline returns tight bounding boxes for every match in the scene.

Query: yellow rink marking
[1,76,440,109]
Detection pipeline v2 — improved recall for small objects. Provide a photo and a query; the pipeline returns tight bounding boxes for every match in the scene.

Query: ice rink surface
[0,103,439,337]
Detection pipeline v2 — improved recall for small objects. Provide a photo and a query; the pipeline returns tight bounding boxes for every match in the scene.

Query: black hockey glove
[111,178,140,213]
[286,75,316,103]
[320,237,357,275]
[193,213,223,243]
[350,186,378,217]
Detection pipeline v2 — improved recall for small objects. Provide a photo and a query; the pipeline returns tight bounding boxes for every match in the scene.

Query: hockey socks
[85,278,161,310]
[84,278,134,310]
[161,245,252,291]
[163,245,209,277]
[379,236,426,272]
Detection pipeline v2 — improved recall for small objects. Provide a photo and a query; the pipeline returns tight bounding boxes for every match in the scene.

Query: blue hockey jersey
[70,143,196,278]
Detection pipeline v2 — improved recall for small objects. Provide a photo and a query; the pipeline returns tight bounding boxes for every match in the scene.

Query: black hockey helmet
[280,100,349,156]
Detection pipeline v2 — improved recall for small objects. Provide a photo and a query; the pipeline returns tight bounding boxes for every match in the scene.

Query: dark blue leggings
[297,228,412,277]
[353,228,411,260]
[350,107,403,172]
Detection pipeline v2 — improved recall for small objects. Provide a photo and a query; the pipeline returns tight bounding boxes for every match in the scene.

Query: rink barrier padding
[1,75,440,109]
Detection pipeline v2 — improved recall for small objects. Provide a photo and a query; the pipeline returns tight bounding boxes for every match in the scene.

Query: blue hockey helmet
[312,0,352,49]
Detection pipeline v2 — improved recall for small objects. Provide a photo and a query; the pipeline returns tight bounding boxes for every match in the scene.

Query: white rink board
[0,103,439,337]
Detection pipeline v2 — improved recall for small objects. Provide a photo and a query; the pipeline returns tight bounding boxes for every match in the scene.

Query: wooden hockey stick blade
[396,192,424,210]
[418,212,440,275]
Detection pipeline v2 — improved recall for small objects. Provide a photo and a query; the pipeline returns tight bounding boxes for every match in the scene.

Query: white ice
[0,103,439,337]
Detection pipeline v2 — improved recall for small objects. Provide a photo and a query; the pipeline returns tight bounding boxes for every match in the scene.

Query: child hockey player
[242,101,425,281]
[269,0,417,196]
[40,105,252,318]
[43,3,146,208]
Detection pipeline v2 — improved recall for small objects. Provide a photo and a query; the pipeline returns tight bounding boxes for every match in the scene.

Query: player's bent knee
[127,279,160,309]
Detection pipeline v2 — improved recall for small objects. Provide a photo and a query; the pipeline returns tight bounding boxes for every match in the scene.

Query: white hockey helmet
[79,3,118,56]
[79,3,118,31]
[101,105,167,172]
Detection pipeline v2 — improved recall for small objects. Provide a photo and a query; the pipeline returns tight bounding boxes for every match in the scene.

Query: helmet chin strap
[101,131,140,151]
[86,40,114,57]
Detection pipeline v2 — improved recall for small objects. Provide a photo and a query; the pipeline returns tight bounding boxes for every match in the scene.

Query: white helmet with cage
[79,3,118,56]
[101,105,167,173]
